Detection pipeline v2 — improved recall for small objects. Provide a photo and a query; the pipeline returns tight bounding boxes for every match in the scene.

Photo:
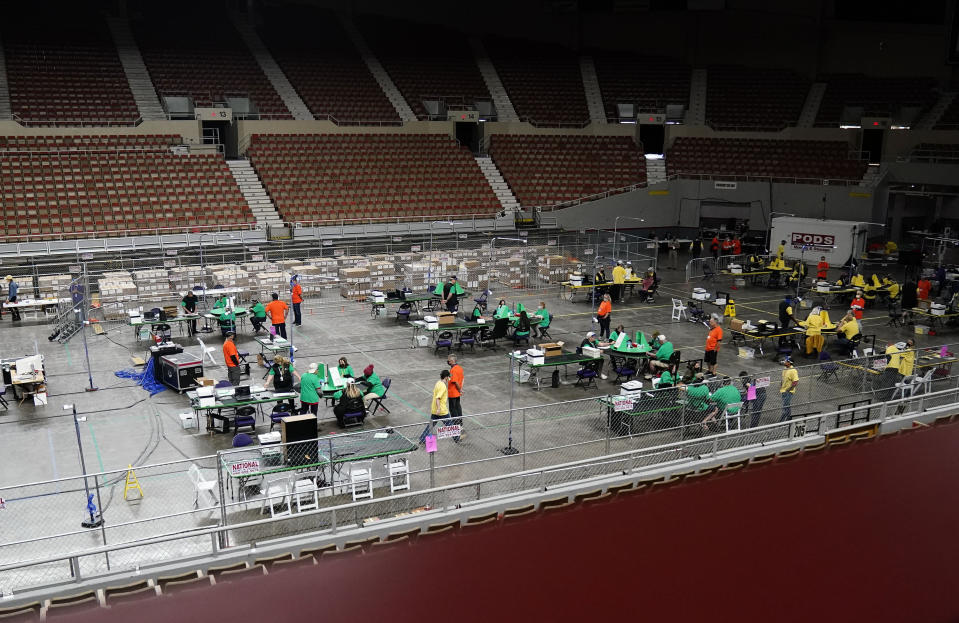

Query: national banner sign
[436,424,462,439]
[755,376,771,388]
[613,397,634,412]
[229,458,261,476]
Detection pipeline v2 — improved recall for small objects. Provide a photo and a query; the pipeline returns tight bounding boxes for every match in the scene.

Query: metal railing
[10,113,144,128]
[1,380,955,597]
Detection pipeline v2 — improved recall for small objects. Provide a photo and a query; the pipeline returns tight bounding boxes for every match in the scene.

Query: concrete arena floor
[0,255,927,491]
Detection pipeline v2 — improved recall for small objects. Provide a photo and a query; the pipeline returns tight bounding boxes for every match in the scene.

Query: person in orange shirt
[222,331,242,385]
[816,256,829,280]
[597,293,612,340]
[917,278,932,301]
[264,292,288,339]
[704,314,723,375]
[732,237,742,256]
[290,275,303,327]
[446,354,465,443]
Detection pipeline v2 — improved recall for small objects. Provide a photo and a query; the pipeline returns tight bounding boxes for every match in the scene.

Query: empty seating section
[485,38,589,127]
[489,135,646,207]
[359,17,490,119]
[248,134,499,222]
[908,143,959,162]
[815,74,937,127]
[2,11,137,125]
[592,54,690,121]
[934,100,959,129]
[259,8,398,123]
[706,66,809,130]
[666,137,867,182]
[131,9,290,119]
[0,135,253,240]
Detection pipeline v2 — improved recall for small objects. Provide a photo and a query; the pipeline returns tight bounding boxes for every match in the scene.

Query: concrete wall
[552,178,877,235]
[0,120,202,143]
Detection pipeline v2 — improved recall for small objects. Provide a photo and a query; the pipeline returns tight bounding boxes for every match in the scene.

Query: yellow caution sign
[123,464,143,501]
[724,299,736,318]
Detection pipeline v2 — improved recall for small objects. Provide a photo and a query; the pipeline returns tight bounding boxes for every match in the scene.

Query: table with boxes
[508,343,601,390]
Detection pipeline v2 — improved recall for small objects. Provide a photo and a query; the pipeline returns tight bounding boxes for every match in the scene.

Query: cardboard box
[540,343,563,358]
[196,377,215,387]
[730,318,744,331]
[438,312,456,326]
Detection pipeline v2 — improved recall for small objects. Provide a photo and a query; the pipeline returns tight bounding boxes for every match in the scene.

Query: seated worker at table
[250,299,267,334]
[534,302,550,338]
[330,357,356,400]
[701,378,743,432]
[835,313,860,352]
[298,362,322,416]
[181,290,199,334]
[333,380,366,427]
[494,300,511,319]
[358,364,386,409]
[595,266,608,284]
[748,254,764,271]
[648,334,674,374]
[471,303,484,321]
[213,295,228,309]
[799,308,825,357]
[779,295,797,329]
[511,310,531,343]
[655,368,675,389]
[850,273,866,289]
[608,324,627,344]
[218,308,236,337]
[579,331,600,353]
[679,374,711,415]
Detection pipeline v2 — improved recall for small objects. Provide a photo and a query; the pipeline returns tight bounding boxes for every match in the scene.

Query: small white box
[582,346,601,358]
[415,335,429,347]
[526,348,544,357]
[529,356,544,365]
[621,380,643,391]
[371,290,386,303]
[179,412,197,429]
[513,369,532,383]
[738,347,755,359]
[426,321,438,330]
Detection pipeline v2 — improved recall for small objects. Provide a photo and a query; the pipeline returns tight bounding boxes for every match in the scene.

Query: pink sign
[424,435,437,453]
[746,386,757,401]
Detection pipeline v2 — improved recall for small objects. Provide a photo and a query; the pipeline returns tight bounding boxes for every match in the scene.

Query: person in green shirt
[511,310,531,342]
[359,364,386,409]
[534,301,551,337]
[681,376,710,415]
[331,357,355,400]
[608,324,627,345]
[298,362,323,416]
[250,299,267,333]
[494,300,511,320]
[649,334,674,374]
[218,308,236,337]
[471,304,483,321]
[701,379,743,432]
[656,369,675,388]
[212,295,228,309]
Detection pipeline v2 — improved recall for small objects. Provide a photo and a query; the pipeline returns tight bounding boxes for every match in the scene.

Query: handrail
[0,387,952,582]
[0,223,259,245]
[11,113,144,128]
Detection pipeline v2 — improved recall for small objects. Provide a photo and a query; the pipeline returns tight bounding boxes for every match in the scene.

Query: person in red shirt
[290,275,303,327]
[264,292,289,339]
[446,354,465,443]
[850,291,865,320]
[222,331,242,385]
[816,256,829,280]
[705,314,723,375]
[732,237,742,256]
[917,279,932,301]
[597,293,612,340]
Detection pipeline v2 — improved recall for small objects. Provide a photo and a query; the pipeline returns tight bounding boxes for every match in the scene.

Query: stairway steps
[106,18,166,121]
[470,38,518,122]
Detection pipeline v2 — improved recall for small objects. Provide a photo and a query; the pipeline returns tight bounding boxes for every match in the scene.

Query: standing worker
[611,260,626,303]
[704,314,723,376]
[799,307,825,358]
[298,362,322,416]
[447,354,465,443]
[667,234,680,270]
[265,292,288,339]
[290,275,303,327]
[420,370,450,444]
[222,331,242,386]
[442,276,461,313]
[597,293,612,340]
[779,357,799,421]
[4,275,20,322]
[816,256,829,281]
[850,290,865,321]
[778,295,797,330]
[250,298,267,334]
[690,234,703,259]
[181,290,199,335]
[776,240,786,259]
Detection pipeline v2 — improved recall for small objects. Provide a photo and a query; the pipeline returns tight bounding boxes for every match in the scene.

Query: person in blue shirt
[4,275,20,321]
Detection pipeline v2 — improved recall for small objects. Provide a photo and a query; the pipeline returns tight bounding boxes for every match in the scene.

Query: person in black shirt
[778,295,797,329]
[181,290,199,335]
[442,276,460,312]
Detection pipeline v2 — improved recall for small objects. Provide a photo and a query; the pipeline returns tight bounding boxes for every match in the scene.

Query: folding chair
[671,298,687,321]
[368,378,391,415]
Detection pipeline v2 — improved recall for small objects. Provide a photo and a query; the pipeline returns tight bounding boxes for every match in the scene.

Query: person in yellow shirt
[887,281,900,301]
[850,273,866,288]
[799,308,825,356]
[420,370,450,444]
[779,358,799,421]
[777,240,786,259]
[885,240,898,255]
[835,313,860,354]
[897,338,916,377]
[611,260,627,303]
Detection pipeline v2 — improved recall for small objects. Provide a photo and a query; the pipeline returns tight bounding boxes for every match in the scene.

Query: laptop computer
[235,385,251,398]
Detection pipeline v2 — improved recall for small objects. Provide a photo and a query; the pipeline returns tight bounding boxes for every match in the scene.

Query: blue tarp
[114,357,166,395]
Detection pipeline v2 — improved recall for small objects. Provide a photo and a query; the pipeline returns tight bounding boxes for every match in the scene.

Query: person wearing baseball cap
[779,357,799,422]
[298,362,323,416]
[648,333,674,376]
[358,364,387,410]
[222,332,242,386]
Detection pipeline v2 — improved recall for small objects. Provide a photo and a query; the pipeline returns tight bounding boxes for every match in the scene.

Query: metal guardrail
[0,384,955,597]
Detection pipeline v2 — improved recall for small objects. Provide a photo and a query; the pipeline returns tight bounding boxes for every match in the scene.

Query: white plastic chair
[892,375,918,401]
[349,461,373,502]
[671,298,687,322]
[188,464,218,509]
[388,457,410,494]
[260,476,292,518]
[197,337,218,366]
[292,470,320,513]
[723,402,744,432]
[914,368,935,396]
